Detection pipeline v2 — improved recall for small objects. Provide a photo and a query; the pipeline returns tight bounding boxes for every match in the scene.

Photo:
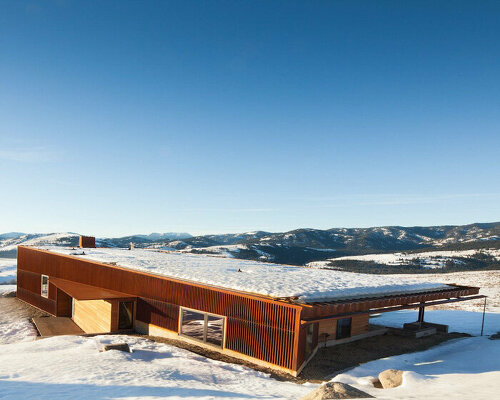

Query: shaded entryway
[33,316,84,337]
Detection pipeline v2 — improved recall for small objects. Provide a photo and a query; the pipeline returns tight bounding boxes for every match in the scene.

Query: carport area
[50,277,137,334]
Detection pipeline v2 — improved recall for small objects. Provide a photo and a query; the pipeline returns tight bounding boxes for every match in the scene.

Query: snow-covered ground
[0,299,38,344]
[0,334,315,399]
[372,309,500,336]
[0,285,16,296]
[0,304,498,399]
[314,248,500,269]
[0,258,17,285]
[333,336,500,400]
[346,304,500,399]
[37,246,449,302]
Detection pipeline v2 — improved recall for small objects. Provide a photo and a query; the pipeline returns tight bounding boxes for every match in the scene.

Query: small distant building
[17,237,482,376]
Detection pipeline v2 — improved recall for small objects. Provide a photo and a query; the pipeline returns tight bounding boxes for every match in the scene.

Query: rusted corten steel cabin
[17,240,482,376]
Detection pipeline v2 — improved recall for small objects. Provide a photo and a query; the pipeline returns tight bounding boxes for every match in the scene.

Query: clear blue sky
[1,1,499,237]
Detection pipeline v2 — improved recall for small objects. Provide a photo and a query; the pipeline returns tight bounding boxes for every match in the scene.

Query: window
[180,309,205,341]
[118,301,134,330]
[180,308,225,348]
[304,323,315,360]
[336,318,352,340]
[41,275,49,298]
[206,315,224,346]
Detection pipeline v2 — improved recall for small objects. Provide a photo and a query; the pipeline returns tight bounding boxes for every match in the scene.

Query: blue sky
[1,1,499,237]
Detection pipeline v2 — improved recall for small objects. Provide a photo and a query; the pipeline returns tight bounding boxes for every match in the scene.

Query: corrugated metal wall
[134,291,299,369]
[136,298,179,332]
[17,268,57,315]
[18,246,301,370]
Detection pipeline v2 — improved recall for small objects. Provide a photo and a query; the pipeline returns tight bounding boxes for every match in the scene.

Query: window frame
[179,306,226,349]
[41,275,49,298]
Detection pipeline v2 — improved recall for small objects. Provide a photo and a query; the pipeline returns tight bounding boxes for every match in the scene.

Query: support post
[480,297,487,336]
[417,303,425,325]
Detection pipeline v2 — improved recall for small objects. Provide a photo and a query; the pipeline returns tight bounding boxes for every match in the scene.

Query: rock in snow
[101,343,131,352]
[378,369,404,388]
[301,382,374,399]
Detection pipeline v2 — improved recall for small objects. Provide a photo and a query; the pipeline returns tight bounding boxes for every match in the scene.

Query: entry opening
[336,317,352,339]
[118,301,134,330]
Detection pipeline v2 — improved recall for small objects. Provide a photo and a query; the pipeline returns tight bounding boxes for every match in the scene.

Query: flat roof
[37,246,450,303]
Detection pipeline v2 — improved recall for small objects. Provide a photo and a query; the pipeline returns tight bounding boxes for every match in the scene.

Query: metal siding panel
[17,287,56,315]
[136,298,179,332]
[17,269,41,294]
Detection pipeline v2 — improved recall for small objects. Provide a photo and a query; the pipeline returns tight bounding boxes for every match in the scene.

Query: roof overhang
[51,277,135,301]
[301,294,486,324]
[299,284,481,320]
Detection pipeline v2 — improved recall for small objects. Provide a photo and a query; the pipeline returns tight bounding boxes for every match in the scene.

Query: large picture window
[180,308,225,348]
[336,317,352,340]
[41,275,49,298]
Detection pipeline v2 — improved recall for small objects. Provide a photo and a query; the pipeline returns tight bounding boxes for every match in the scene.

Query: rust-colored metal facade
[17,246,302,371]
[17,246,481,374]
[79,236,96,248]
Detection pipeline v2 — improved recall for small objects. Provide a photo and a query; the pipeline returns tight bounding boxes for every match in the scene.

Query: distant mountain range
[1,223,499,273]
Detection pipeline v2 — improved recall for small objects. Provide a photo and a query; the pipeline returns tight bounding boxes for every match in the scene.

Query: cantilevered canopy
[51,277,134,300]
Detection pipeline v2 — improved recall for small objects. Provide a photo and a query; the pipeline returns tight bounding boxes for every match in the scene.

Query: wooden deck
[33,316,84,337]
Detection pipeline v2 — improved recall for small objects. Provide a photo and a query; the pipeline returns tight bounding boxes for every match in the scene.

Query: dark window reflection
[180,309,224,347]
[206,315,224,346]
[181,309,206,341]
[336,317,352,339]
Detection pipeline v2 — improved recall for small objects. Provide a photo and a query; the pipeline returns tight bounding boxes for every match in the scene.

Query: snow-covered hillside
[309,248,500,269]
[0,258,16,285]
[0,232,79,253]
[0,258,17,296]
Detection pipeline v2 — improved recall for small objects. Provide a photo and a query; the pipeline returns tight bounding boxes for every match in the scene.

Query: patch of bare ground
[299,330,470,382]
[134,330,469,383]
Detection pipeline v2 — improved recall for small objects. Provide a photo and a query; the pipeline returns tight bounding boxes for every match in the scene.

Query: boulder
[301,382,374,399]
[101,343,131,353]
[378,369,404,389]
[489,332,500,340]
